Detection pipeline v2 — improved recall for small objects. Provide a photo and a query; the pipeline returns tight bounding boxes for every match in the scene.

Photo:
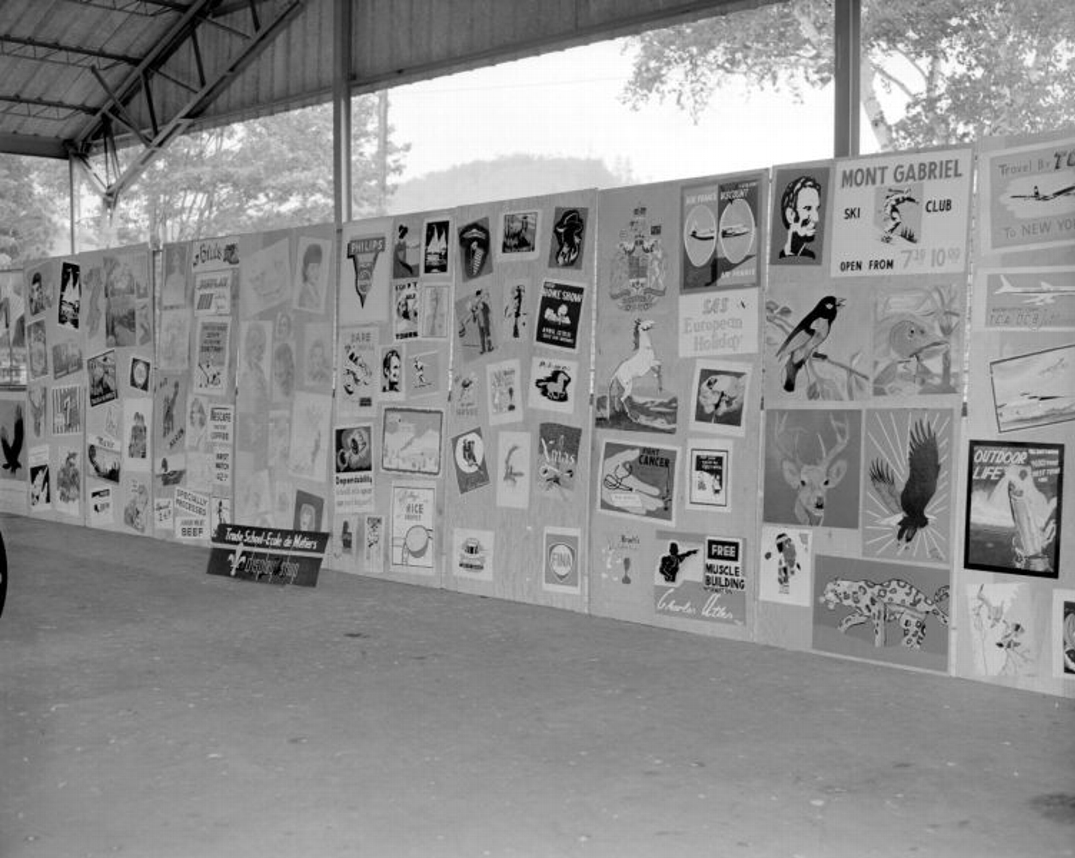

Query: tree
[79,95,407,248]
[0,155,67,267]
[623,0,1075,151]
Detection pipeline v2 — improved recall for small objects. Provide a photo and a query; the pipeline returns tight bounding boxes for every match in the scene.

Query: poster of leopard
[813,554,949,672]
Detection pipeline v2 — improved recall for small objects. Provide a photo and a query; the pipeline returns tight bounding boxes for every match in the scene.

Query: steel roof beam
[0,35,141,68]
[0,132,68,158]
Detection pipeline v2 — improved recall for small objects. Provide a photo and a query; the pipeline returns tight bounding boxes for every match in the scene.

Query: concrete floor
[1,514,1072,858]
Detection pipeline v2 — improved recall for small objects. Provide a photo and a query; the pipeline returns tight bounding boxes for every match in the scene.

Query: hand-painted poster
[543,526,581,594]
[496,430,530,509]
[51,385,81,435]
[964,440,1062,578]
[337,326,378,415]
[0,399,25,482]
[418,283,450,339]
[609,201,668,311]
[830,149,972,277]
[240,237,288,316]
[293,489,325,532]
[455,285,498,362]
[27,318,48,380]
[814,555,949,671]
[989,343,1075,433]
[334,425,373,515]
[421,218,452,278]
[29,445,50,512]
[548,207,587,270]
[382,407,442,476]
[393,280,419,340]
[498,209,540,261]
[770,166,829,265]
[978,134,1075,254]
[458,218,492,281]
[287,391,331,481]
[1052,589,1075,679]
[688,360,750,435]
[965,583,1040,681]
[682,176,759,290]
[193,318,230,396]
[863,409,954,564]
[759,525,812,606]
[597,440,676,525]
[391,483,435,570]
[293,237,330,314]
[528,355,578,415]
[975,267,1075,331]
[341,224,390,323]
[535,280,585,352]
[763,409,862,528]
[452,528,495,582]
[653,532,745,625]
[485,358,521,425]
[407,349,442,400]
[684,440,731,512]
[679,288,760,359]
[58,261,80,330]
[596,316,677,434]
[452,427,490,495]
[54,446,81,517]
[872,282,963,396]
[536,422,580,503]
[193,271,232,316]
[764,287,869,401]
[87,350,117,407]
[380,345,404,401]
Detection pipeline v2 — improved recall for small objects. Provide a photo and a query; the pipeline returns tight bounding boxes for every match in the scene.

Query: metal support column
[68,155,77,254]
[833,0,861,157]
[333,0,353,226]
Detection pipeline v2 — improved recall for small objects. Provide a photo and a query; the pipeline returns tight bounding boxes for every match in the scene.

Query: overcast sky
[388,37,845,185]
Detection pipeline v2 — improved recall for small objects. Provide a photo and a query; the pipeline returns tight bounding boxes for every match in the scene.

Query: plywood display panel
[955,129,1075,697]
[442,190,597,612]
[325,212,452,587]
[757,148,973,672]
[588,174,766,636]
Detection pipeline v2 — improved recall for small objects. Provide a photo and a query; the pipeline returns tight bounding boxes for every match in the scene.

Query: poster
[535,280,585,352]
[87,350,117,407]
[362,514,385,575]
[763,409,861,528]
[527,355,578,415]
[54,446,81,516]
[458,217,493,281]
[293,237,330,314]
[452,528,495,581]
[759,526,812,606]
[536,422,580,502]
[51,385,81,435]
[421,218,451,277]
[814,555,949,671]
[989,343,1075,433]
[597,440,676,524]
[29,445,50,511]
[418,283,450,339]
[380,345,404,401]
[382,408,442,475]
[678,289,760,358]
[58,261,80,330]
[498,209,540,260]
[965,583,1038,680]
[863,409,954,564]
[391,483,435,569]
[495,430,530,509]
[964,440,1062,578]
[596,317,677,434]
[407,349,442,399]
[193,318,231,396]
[548,207,587,270]
[455,286,498,362]
[287,391,331,480]
[688,360,750,435]
[337,326,379,414]
[543,526,581,594]
[976,267,1075,331]
[1052,590,1075,679]
[872,283,963,396]
[485,358,521,425]
[653,532,745,625]
[829,150,972,277]
[393,280,419,340]
[451,428,490,495]
[979,135,1075,254]
[341,229,389,322]
[682,176,759,290]
[684,440,731,512]
[242,237,289,315]
[193,271,232,315]
[609,201,668,311]
[770,165,829,264]
[158,309,191,371]
[293,489,325,532]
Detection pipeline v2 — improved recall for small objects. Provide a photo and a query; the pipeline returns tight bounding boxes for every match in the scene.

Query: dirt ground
[1,514,1072,857]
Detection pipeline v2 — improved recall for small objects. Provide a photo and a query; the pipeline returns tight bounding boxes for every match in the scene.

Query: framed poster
[964,440,1062,578]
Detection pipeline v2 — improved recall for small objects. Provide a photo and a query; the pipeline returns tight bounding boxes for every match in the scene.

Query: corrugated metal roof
[0,0,780,161]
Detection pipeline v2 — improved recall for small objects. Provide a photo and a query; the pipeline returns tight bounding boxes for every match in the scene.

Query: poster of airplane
[989,343,1075,433]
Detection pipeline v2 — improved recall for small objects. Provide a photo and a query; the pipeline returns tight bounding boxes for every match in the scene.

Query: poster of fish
[872,283,963,397]
[964,440,1062,578]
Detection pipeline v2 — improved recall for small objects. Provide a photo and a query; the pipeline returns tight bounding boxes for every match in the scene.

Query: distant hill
[388,154,627,213]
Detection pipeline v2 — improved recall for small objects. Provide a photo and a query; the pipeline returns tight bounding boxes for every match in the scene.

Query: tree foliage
[88,96,407,247]
[0,156,67,268]
[623,0,1075,150]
